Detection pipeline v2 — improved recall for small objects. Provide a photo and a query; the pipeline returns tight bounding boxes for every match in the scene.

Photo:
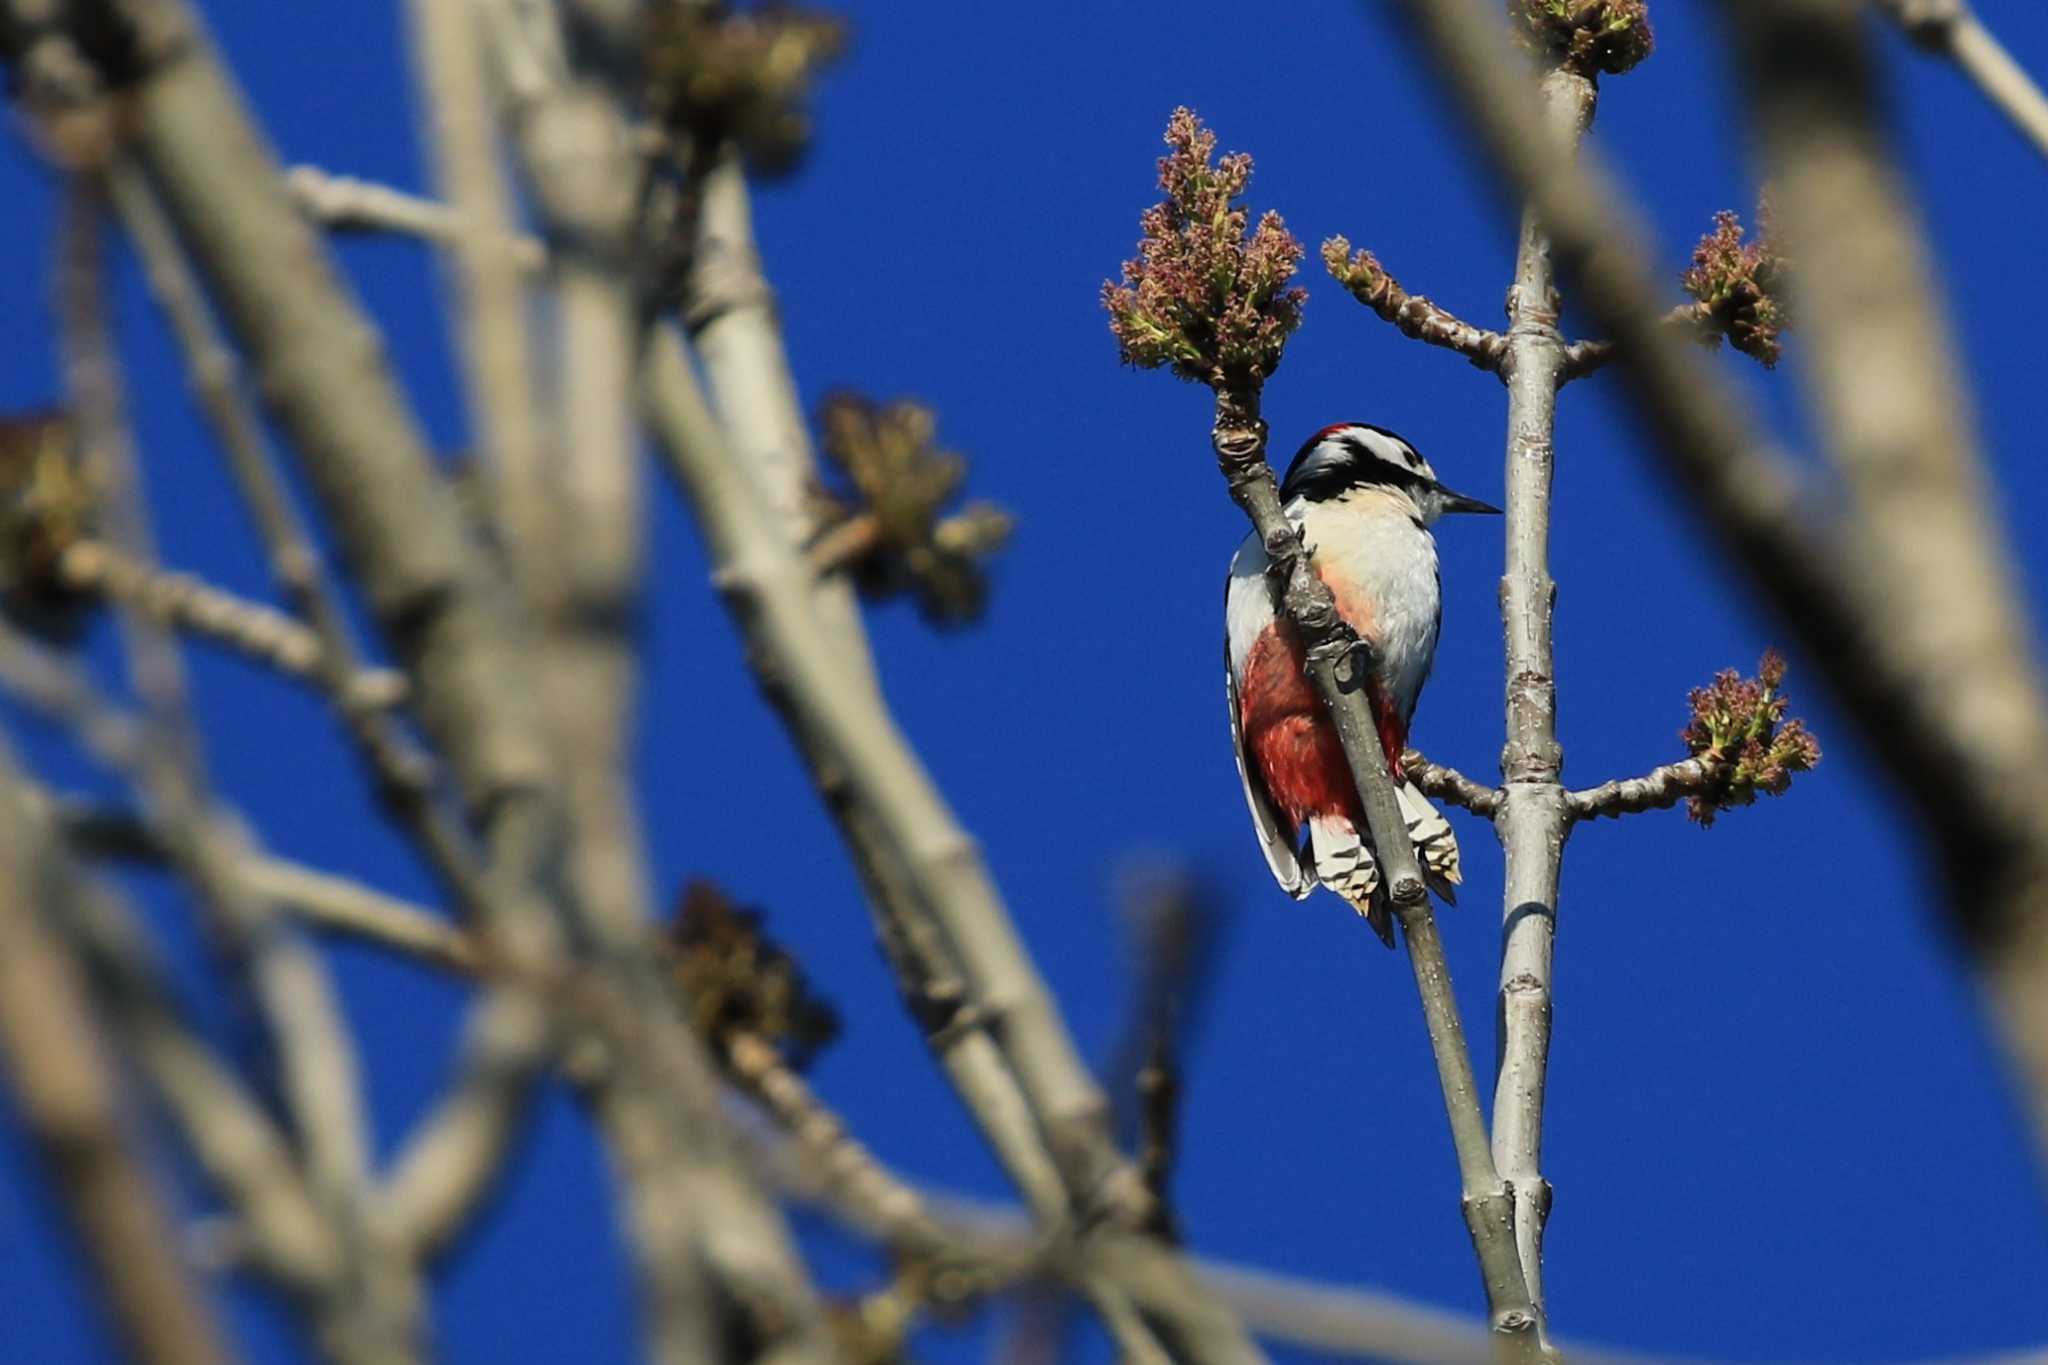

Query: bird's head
[1279,423,1500,527]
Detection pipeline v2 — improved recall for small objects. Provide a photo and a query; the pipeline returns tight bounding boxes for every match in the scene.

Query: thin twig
[63,803,479,972]
[284,164,547,268]
[50,539,407,708]
[1881,0,2048,163]
[1556,302,1713,382]
[1325,240,1509,371]
[1403,749,1504,819]
[1564,757,1724,822]
[1107,860,1223,1241]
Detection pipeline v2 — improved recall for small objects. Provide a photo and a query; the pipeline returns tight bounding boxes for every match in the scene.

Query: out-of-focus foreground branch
[1388,0,2048,1170]
[1880,0,2048,162]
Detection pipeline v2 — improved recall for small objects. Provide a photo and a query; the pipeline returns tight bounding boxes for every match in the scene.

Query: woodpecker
[1225,423,1498,945]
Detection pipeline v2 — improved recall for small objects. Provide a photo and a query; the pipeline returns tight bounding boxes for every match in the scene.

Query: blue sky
[4,2,2048,1361]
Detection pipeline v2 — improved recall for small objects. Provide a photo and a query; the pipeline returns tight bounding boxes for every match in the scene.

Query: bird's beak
[1437,486,1502,516]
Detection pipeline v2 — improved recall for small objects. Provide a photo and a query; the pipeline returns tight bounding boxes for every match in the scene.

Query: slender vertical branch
[1491,64,1595,1332]
[404,0,550,582]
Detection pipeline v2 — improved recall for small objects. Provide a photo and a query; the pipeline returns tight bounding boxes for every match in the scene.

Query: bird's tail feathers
[1306,812,1391,946]
[1307,783,1463,946]
[1397,779,1462,903]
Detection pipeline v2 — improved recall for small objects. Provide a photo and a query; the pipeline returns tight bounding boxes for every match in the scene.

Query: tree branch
[1487,63,1595,1339]
[1323,237,1510,371]
[641,323,1255,1364]
[284,164,546,269]
[0,752,235,1365]
[1402,749,1504,819]
[1387,0,2048,1169]
[1555,302,1713,382]
[49,539,406,708]
[1881,0,2048,163]
[1564,757,1724,822]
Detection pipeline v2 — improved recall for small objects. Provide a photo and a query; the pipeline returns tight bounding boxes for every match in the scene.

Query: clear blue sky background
[3,2,2048,1361]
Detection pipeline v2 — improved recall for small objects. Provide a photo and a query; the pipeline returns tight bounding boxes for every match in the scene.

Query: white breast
[1294,489,1441,720]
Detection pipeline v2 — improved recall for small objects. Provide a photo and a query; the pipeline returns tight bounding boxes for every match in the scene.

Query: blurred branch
[1555,302,1711,382]
[1387,0,2048,1170]
[406,0,549,583]
[641,324,1255,1364]
[47,540,406,708]
[1881,0,2048,162]
[466,13,840,1360]
[57,173,415,1362]
[284,164,546,269]
[1725,0,2048,1147]
[685,147,882,680]
[676,165,1155,1221]
[107,162,490,922]
[1108,861,1225,1241]
[0,750,235,1365]
[63,802,478,973]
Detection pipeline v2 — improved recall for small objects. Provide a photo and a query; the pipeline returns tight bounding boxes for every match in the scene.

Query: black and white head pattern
[1279,423,1441,504]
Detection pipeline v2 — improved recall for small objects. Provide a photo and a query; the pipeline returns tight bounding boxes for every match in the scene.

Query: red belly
[1239,620,1405,825]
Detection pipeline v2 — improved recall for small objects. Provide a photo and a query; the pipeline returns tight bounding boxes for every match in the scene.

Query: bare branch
[50,539,407,708]
[0,755,236,1365]
[1487,63,1594,1336]
[106,165,471,902]
[1564,758,1723,822]
[119,0,555,839]
[58,170,415,1361]
[1555,302,1712,382]
[284,164,546,269]
[1388,0,2048,1167]
[641,324,1254,1363]
[406,0,550,583]
[1881,0,2048,163]
[686,148,883,684]
[675,184,1151,1216]
[1402,749,1504,819]
[1324,236,1509,371]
